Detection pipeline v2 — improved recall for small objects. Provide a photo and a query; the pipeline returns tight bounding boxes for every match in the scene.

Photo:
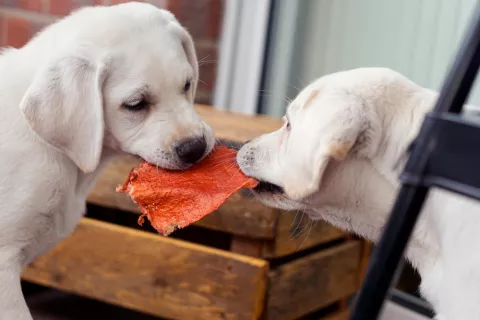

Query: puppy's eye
[284,115,291,130]
[183,79,191,93]
[123,98,149,112]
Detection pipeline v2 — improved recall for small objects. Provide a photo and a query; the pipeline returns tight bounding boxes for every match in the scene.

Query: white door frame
[213,0,272,115]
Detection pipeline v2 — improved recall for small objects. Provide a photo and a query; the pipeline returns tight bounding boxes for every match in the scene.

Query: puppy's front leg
[0,267,32,320]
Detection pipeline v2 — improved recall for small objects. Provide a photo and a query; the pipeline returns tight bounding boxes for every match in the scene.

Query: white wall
[262,0,480,117]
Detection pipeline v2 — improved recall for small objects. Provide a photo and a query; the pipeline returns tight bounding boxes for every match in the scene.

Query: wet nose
[175,136,207,164]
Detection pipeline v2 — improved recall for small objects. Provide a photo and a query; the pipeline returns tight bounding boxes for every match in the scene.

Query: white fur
[0,3,215,319]
[238,67,480,319]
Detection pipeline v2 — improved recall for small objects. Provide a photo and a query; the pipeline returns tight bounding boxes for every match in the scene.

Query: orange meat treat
[116,146,259,236]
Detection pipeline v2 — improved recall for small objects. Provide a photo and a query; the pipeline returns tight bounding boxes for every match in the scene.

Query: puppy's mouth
[254,180,284,194]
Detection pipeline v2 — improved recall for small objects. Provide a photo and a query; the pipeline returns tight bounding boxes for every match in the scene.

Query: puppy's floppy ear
[169,23,199,100]
[20,54,108,173]
[284,130,360,201]
[284,93,376,200]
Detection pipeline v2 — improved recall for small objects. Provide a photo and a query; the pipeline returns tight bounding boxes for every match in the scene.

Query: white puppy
[238,67,480,320]
[0,3,215,319]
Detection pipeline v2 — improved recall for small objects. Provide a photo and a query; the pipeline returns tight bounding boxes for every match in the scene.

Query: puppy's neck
[75,147,121,197]
[373,87,438,185]
[310,186,437,273]
[346,85,440,272]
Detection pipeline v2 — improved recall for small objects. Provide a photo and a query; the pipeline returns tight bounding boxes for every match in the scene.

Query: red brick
[18,0,45,12]
[208,0,223,39]
[109,0,134,4]
[49,0,95,16]
[0,0,16,7]
[168,0,223,41]
[148,0,166,8]
[0,12,5,46]
[168,0,208,40]
[31,19,52,36]
[109,0,148,4]
[5,14,31,48]
[49,0,74,15]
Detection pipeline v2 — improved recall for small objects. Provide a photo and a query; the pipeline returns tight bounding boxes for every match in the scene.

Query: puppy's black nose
[175,136,207,164]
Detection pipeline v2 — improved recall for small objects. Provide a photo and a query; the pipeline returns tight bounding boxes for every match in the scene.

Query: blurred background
[0,0,223,105]
[214,0,480,117]
[3,0,478,118]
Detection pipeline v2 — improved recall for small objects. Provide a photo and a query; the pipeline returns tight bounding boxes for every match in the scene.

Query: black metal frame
[389,289,435,319]
[349,4,480,320]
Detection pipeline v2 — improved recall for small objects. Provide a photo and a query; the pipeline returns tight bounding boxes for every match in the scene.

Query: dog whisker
[296,75,305,87]
[297,219,314,252]
[290,211,305,239]
[198,54,211,63]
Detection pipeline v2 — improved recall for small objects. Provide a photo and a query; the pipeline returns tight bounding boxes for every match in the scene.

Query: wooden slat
[358,241,372,286]
[87,105,282,239]
[230,236,264,257]
[87,157,278,239]
[22,218,269,320]
[324,310,349,320]
[194,191,277,238]
[263,212,346,258]
[195,105,282,142]
[266,241,362,320]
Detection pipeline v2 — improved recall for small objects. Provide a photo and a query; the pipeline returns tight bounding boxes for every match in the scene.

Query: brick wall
[0,0,223,104]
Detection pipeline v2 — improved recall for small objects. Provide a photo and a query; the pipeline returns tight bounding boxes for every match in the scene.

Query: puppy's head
[19,2,215,172]
[238,78,383,211]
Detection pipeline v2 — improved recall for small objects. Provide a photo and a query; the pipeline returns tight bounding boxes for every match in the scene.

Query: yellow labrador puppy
[238,67,480,320]
[0,3,215,319]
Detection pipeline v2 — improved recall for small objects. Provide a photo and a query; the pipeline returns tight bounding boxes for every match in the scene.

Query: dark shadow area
[86,204,232,251]
[23,282,164,320]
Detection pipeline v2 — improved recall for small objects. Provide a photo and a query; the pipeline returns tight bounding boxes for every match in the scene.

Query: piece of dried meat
[116,146,258,236]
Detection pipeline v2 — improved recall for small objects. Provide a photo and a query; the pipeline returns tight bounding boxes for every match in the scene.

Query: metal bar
[390,289,435,318]
[349,5,480,320]
[349,186,428,320]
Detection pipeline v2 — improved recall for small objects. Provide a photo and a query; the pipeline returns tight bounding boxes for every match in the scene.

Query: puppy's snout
[175,136,207,164]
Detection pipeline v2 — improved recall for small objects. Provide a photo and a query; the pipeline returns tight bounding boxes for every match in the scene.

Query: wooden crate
[21,105,369,320]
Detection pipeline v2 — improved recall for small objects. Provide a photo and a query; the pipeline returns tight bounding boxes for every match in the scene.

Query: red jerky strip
[117,146,258,236]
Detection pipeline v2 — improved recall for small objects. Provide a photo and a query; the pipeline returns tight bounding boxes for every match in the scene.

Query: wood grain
[324,310,349,320]
[196,191,277,239]
[263,212,346,258]
[230,236,264,258]
[22,218,269,320]
[195,105,282,142]
[266,241,362,320]
[358,241,373,286]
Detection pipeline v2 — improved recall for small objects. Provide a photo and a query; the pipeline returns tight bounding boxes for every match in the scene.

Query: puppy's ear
[284,132,359,201]
[284,94,376,200]
[169,23,199,100]
[20,55,108,173]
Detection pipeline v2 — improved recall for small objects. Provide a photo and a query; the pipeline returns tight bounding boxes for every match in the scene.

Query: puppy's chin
[252,187,306,211]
